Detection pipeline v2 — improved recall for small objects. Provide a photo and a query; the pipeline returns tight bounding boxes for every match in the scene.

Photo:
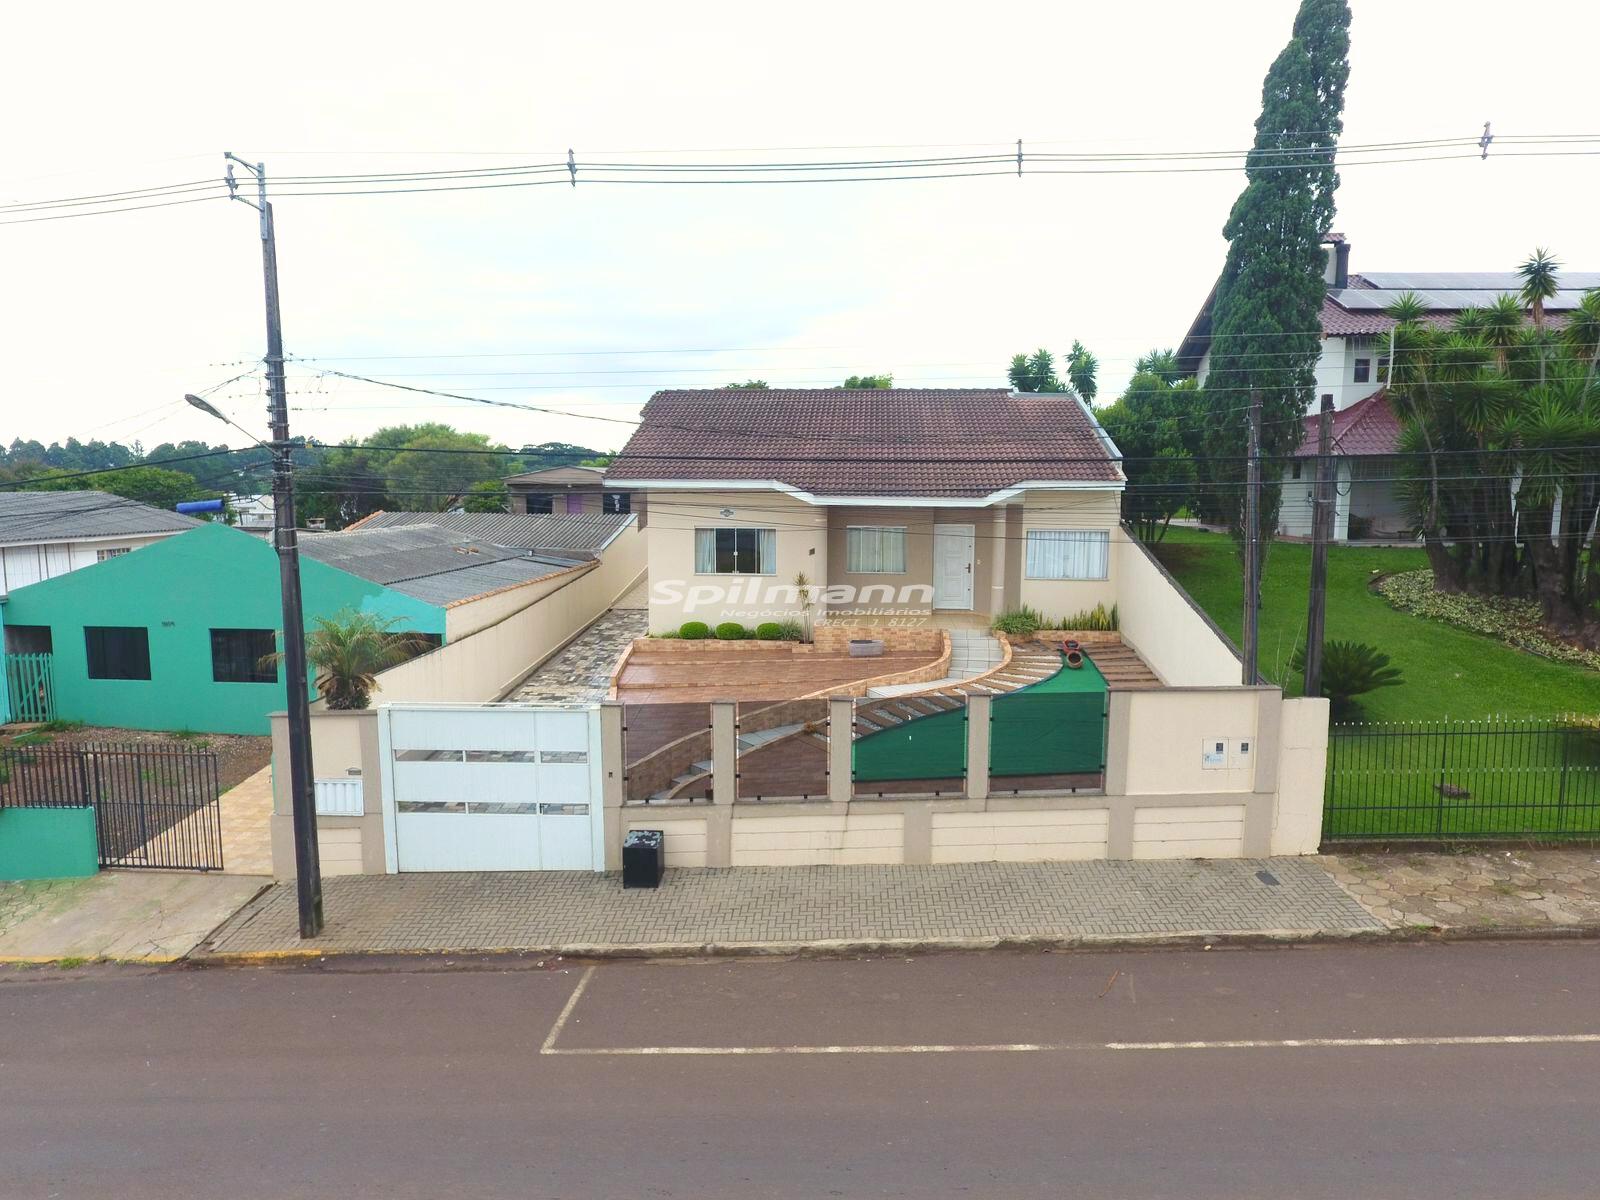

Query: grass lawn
[1153,527,1599,723]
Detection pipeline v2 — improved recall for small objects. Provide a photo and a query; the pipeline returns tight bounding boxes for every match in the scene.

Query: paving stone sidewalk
[511,600,646,705]
[1322,849,1600,931]
[202,857,1383,957]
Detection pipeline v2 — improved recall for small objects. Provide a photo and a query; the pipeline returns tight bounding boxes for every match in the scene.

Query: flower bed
[1375,569,1600,671]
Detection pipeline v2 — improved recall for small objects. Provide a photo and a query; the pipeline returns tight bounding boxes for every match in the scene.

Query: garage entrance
[377,704,605,873]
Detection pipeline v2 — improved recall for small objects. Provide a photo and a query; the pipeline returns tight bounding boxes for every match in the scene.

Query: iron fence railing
[1324,716,1600,841]
[0,742,223,870]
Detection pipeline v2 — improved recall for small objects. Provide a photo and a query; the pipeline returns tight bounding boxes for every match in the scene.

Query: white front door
[932,523,975,610]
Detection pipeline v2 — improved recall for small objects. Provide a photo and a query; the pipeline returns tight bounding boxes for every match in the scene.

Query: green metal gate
[3,653,55,724]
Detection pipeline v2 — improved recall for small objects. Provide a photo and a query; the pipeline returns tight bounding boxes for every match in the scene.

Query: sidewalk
[0,872,267,963]
[202,857,1385,959]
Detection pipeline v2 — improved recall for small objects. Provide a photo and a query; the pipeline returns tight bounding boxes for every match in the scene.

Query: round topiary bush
[755,622,784,640]
[679,621,711,640]
[714,621,748,640]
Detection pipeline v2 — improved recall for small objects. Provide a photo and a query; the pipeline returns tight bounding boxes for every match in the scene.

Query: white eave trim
[607,478,1124,506]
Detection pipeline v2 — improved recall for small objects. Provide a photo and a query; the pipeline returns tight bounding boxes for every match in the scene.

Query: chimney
[1322,233,1350,289]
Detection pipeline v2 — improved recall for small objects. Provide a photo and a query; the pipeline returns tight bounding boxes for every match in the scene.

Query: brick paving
[202,857,1382,956]
[1323,850,1600,931]
[511,600,647,705]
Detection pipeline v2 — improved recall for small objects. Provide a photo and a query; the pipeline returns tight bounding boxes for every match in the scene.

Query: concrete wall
[645,490,828,631]
[366,532,645,705]
[1017,491,1122,620]
[269,709,388,879]
[1113,533,1242,686]
[606,686,1329,869]
[0,807,98,879]
[442,561,589,641]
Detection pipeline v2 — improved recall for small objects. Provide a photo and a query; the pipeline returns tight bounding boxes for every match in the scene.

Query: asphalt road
[4,941,1599,1199]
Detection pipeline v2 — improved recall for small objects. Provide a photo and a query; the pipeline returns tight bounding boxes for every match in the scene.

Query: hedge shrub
[679,621,711,640]
[714,621,748,640]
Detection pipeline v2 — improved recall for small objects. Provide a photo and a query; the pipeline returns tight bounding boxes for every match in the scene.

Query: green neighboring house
[0,521,583,734]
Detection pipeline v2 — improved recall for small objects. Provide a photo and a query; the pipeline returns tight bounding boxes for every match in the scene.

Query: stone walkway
[202,857,1382,956]
[511,584,647,705]
[220,765,274,876]
[1323,850,1600,931]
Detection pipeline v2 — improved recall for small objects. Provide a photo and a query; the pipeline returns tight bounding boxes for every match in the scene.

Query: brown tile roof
[1290,390,1403,458]
[605,389,1122,497]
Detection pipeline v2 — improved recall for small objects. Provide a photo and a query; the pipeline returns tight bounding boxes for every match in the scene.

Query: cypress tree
[1201,0,1351,548]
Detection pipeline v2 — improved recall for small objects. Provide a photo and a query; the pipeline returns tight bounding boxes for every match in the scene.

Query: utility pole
[225,153,323,938]
[1303,394,1335,700]
[1241,391,1262,686]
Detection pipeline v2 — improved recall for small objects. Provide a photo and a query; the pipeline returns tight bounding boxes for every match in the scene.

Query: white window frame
[1024,529,1110,581]
[96,547,131,562]
[845,525,908,574]
[694,527,777,575]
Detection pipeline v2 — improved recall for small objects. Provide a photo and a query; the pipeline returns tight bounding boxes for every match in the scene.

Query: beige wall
[1120,689,1260,795]
[1016,491,1122,620]
[931,808,1108,863]
[365,530,645,704]
[442,562,591,640]
[645,490,828,631]
[730,812,903,866]
[268,709,387,878]
[824,506,997,616]
[1272,697,1331,855]
[1132,804,1246,859]
[1114,532,1242,686]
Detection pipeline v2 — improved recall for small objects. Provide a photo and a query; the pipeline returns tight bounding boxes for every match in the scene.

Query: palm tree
[1563,289,1600,386]
[1066,340,1099,402]
[266,610,436,710]
[1518,247,1562,329]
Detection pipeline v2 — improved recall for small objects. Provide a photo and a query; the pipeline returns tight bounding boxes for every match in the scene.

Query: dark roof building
[0,489,199,547]
[298,524,585,607]
[344,509,635,557]
[605,388,1123,499]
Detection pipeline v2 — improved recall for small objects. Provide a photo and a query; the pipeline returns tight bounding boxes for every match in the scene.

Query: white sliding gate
[378,703,605,873]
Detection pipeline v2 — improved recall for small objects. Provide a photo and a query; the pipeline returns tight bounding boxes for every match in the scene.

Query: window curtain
[694,528,717,573]
[695,527,777,574]
[756,528,776,574]
[847,526,907,573]
[1025,530,1109,580]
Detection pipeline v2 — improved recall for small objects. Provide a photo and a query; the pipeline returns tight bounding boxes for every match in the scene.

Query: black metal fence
[0,742,223,870]
[1324,716,1600,842]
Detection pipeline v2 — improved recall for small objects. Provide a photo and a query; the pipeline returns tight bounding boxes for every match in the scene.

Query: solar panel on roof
[1330,288,1587,312]
[1360,271,1600,291]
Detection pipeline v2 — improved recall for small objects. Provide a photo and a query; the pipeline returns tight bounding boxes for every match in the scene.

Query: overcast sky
[4,0,1597,458]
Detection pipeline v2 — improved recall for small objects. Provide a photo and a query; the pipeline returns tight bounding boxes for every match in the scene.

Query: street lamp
[184,386,323,937]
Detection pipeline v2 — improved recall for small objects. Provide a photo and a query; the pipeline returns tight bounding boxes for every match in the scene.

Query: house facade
[0,490,199,608]
[603,388,1125,632]
[0,522,589,733]
[1175,236,1600,540]
[505,464,637,519]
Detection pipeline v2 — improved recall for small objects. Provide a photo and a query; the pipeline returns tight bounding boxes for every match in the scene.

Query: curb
[186,921,1600,968]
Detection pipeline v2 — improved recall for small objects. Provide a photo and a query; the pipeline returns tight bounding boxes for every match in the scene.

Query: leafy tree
[841,374,893,389]
[1382,257,1600,642]
[722,379,770,389]
[1008,349,1065,393]
[380,426,507,511]
[1099,366,1201,543]
[462,480,509,513]
[1065,341,1098,402]
[1198,0,1351,552]
[578,454,614,467]
[24,465,211,511]
[1135,349,1184,384]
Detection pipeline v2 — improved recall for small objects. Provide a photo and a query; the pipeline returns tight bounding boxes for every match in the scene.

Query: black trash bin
[622,829,665,889]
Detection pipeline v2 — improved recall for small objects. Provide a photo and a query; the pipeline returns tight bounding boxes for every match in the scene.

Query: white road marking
[541,1033,1600,1057]
[540,966,596,1055]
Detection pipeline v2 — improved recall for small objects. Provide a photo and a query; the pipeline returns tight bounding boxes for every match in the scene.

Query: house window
[1378,355,1390,378]
[210,628,279,684]
[1353,358,1371,383]
[603,492,631,514]
[3,625,52,655]
[1291,462,1303,480]
[84,626,151,681]
[694,527,776,575]
[846,526,908,574]
[96,547,131,562]
[1024,530,1110,581]
[524,493,553,514]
